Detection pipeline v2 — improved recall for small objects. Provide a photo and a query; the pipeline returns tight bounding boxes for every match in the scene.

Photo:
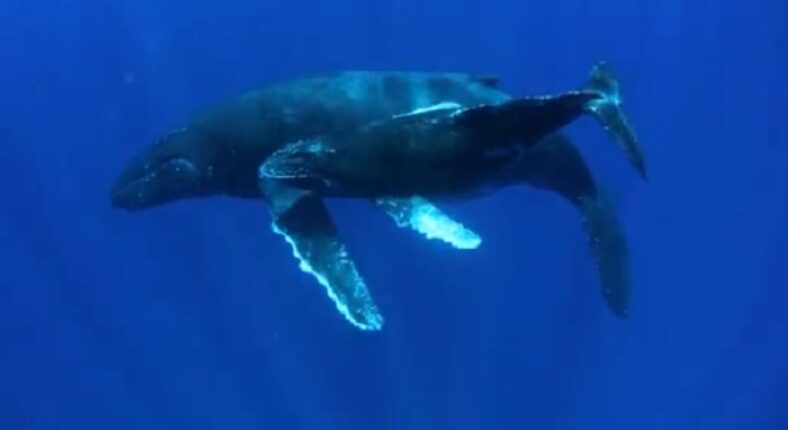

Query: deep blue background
[1,0,786,429]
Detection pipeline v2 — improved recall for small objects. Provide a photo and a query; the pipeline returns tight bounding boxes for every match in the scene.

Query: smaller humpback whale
[111,64,642,330]
[261,63,642,199]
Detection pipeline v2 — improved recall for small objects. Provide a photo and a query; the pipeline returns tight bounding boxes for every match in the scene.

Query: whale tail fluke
[583,62,647,180]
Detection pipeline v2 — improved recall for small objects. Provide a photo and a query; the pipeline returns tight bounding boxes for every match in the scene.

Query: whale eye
[302,140,337,155]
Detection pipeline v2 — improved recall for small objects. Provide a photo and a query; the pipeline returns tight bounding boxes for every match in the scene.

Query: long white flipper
[260,179,383,331]
[375,197,482,250]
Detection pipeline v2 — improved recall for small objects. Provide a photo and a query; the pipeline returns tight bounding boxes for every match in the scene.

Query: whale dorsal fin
[472,74,501,88]
[375,197,481,250]
[258,178,384,331]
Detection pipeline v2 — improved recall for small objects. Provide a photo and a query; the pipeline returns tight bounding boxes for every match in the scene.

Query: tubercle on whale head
[110,126,220,210]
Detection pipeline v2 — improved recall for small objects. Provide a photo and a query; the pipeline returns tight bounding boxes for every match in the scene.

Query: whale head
[111,127,217,210]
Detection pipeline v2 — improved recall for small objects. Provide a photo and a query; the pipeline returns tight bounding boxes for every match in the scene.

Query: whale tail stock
[455,62,646,180]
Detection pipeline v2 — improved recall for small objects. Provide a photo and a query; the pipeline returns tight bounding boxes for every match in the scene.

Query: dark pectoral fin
[518,135,630,317]
[579,194,630,318]
[516,134,597,202]
[260,179,383,330]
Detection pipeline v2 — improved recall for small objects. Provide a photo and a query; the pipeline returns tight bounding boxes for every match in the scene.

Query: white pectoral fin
[391,101,463,119]
[260,177,383,331]
[375,197,482,250]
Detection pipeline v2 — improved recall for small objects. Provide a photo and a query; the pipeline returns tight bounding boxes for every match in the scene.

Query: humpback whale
[262,63,642,198]
[111,65,642,330]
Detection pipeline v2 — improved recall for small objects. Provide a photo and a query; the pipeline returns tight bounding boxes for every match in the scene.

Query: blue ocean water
[1,0,786,429]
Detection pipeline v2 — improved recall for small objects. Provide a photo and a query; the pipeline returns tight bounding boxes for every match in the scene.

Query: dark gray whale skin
[111,70,630,329]
[111,72,512,209]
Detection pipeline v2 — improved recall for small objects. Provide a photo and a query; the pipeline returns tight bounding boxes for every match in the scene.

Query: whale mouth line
[111,169,156,199]
[111,158,199,208]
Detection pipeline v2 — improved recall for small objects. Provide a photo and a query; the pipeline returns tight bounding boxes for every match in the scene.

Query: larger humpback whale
[111,66,642,330]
